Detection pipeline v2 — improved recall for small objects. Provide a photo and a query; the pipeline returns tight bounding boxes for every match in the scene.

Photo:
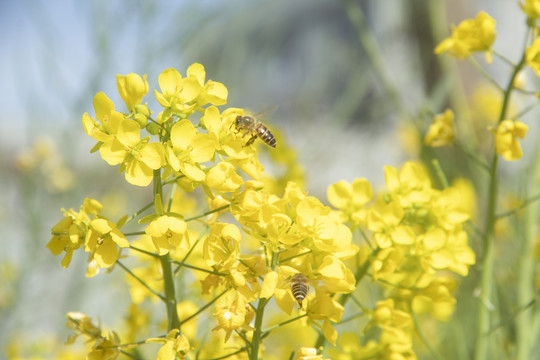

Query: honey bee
[235,114,277,148]
[290,273,309,308]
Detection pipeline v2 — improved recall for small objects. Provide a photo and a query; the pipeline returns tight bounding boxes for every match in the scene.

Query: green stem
[117,260,165,301]
[172,261,227,276]
[411,307,444,360]
[467,56,504,93]
[496,192,540,219]
[515,111,540,360]
[153,169,180,331]
[250,298,269,360]
[184,204,230,222]
[474,53,526,360]
[178,289,227,327]
[262,313,308,334]
[124,201,153,225]
[278,250,312,264]
[431,159,449,189]
[341,0,409,118]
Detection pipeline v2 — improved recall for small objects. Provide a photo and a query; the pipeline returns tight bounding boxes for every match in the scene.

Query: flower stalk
[250,298,269,360]
[154,169,180,331]
[474,54,526,360]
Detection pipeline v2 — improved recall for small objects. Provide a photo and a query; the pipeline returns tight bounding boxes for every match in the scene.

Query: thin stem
[515,104,540,360]
[279,250,312,264]
[411,308,445,360]
[180,226,208,264]
[123,231,146,237]
[250,298,269,360]
[178,289,227,327]
[235,330,252,356]
[124,201,154,225]
[453,141,490,172]
[154,169,180,331]
[129,245,159,258]
[117,260,165,301]
[172,261,227,276]
[162,174,186,185]
[467,56,504,93]
[474,52,526,360]
[184,204,230,222]
[205,347,247,360]
[341,0,409,118]
[262,313,308,334]
[431,159,449,189]
[339,312,364,324]
[492,49,516,67]
[496,193,540,219]
[512,99,540,120]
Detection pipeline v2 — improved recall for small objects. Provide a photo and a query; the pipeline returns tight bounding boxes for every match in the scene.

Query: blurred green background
[0,0,533,358]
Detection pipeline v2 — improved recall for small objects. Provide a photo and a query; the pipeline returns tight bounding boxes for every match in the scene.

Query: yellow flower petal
[94,238,118,268]
[93,92,115,121]
[125,159,153,187]
[158,68,182,94]
[260,271,278,299]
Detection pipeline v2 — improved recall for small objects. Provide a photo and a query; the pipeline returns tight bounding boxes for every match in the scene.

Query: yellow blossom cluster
[328,162,476,358]
[48,198,130,275]
[50,63,479,359]
[435,11,496,63]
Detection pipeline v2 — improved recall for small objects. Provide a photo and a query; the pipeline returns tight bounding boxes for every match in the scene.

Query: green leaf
[164,211,184,219]
[116,215,128,229]
[90,142,102,153]
[138,214,158,224]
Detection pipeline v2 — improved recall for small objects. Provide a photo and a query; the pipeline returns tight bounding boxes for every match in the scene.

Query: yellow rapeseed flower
[205,162,244,193]
[85,218,129,268]
[327,178,372,227]
[166,119,215,181]
[526,36,540,76]
[424,109,455,147]
[99,119,165,186]
[521,0,540,19]
[213,289,248,342]
[296,197,352,253]
[493,119,528,161]
[155,330,190,360]
[116,73,148,112]
[155,68,201,116]
[187,63,228,106]
[145,215,190,256]
[48,198,102,268]
[296,347,328,360]
[203,223,241,271]
[435,11,496,63]
[412,278,457,322]
[82,92,125,143]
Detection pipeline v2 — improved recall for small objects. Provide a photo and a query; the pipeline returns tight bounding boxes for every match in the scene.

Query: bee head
[235,115,243,126]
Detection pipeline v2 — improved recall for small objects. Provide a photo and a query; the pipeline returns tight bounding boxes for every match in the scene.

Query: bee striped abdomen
[290,273,309,307]
[256,124,276,148]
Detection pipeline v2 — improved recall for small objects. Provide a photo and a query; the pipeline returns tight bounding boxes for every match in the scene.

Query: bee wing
[251,105,278,119]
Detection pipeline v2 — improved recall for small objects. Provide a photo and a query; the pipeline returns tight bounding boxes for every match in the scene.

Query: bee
[235,114,277,148]
[290,273,309,308]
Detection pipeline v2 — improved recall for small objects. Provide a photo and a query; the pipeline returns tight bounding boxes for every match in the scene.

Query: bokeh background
[0,0,534,358]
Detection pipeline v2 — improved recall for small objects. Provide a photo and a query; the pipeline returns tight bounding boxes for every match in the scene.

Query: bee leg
[244,134,257,147]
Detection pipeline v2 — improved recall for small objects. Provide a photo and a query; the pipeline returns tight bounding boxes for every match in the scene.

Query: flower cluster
[424,109,455,147]
[328,162,476,358]
[50,63,480,359]
[48,198,129,275]
[435,11,496,63]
